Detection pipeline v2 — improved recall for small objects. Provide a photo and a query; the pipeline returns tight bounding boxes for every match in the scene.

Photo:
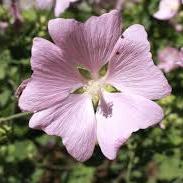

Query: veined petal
[29,94,97,162]
[96,92,164,160]
[19,38,83,112]
[153,0,180,20]
[122,24,150,49]
[48,10,121,73]
[107,25,171,100]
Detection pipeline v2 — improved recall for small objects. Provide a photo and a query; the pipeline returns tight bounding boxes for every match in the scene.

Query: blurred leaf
[67,164,95,183]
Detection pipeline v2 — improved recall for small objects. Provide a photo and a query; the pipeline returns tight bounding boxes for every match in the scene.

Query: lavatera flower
[153,0,182,20]
[158,47,183,73]
[17,10,171,161]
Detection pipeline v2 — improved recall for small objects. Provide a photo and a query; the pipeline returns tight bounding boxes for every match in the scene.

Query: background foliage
[0,0,183,182]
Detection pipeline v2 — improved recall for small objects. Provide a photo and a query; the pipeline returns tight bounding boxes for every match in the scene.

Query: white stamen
[84,80,114,118]
[84,80,103,97]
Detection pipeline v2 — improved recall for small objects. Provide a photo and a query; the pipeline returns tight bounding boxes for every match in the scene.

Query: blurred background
[0,0,183,182]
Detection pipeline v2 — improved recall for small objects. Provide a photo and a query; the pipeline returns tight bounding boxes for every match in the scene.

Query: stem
[0,112,31,123]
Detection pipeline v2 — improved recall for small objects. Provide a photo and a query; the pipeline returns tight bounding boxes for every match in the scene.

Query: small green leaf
[77,66,92,80]
[99,63,108,77]
[104,84,121,93]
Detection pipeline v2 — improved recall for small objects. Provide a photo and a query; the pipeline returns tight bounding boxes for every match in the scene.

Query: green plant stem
[0,112,31,123]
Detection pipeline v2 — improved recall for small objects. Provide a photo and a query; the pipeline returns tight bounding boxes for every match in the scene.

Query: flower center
[72,64,121,113]
[84,80,102,97]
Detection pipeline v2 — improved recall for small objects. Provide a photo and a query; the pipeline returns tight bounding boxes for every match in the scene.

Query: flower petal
[0,21,8,33]
[177,48,183,67]
[153,0,180,20]
[19,38,83,112]
[122,24,150,49]
[158,47,181,73]
[54,0,70,17]
[29,94,96,162]
[48,10,121,73]
[107,25,171,100]
[96,92,164,160]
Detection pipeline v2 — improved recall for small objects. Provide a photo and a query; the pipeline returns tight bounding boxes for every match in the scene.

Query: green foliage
[0,0,183,182]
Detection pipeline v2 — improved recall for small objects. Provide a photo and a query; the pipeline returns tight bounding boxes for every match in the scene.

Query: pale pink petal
[107,25,171,100]
[153,0,180,20]
[0,21,8,33]
[48,10,121,73]
[158,47,181,73]
[54,0,70,17]
[96,92,164,160]
[174,24,183,32]
[122,24,150,49]
[29,94,96,162]
[19,38,83,112]
[36,0,53,10]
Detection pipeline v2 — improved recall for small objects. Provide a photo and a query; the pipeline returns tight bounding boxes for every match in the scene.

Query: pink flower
[158,47,183,72]
[18,10,171,161]
[36,0,79,17]
[177,48,183,67]
[0,21,8,33]
[153,0,181,20]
